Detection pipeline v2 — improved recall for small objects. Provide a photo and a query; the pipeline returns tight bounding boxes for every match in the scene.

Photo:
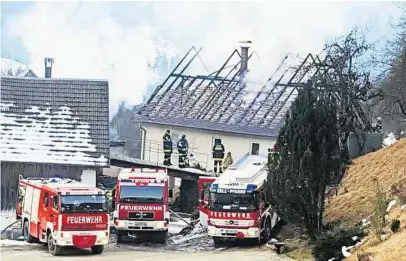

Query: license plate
[225,230,236,234]
[132,222,147,227]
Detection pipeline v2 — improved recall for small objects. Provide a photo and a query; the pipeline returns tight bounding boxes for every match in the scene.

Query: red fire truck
[197,177,216,226]
[16,175,110,256]
[112,168,171,244]
[202,152,280,245]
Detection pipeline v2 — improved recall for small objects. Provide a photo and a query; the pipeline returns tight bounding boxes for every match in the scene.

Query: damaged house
[0,60,109,210]
[136,43,318,171]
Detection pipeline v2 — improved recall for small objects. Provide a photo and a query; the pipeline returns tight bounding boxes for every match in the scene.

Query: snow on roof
[1,77,109,167]
[22,178,102,192]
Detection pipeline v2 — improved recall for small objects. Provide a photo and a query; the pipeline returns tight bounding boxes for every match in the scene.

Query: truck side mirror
[111,198,116,211]
[169,189,173,198]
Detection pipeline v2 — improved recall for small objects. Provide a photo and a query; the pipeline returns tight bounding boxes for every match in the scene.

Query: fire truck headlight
[117,221,125,228]
[247,228,258,236]
[247,220,254,226]
[208,226,216,235]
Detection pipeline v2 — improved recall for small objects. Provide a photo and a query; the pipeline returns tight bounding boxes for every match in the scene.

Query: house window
[251,142,260,155]
[212,137,222,147]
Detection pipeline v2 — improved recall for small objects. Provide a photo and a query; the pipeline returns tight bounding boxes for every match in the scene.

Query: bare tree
[298,28,382,172]
[376,6,406,134]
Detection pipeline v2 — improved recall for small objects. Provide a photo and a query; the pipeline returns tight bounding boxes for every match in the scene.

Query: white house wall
[141,123,276,171]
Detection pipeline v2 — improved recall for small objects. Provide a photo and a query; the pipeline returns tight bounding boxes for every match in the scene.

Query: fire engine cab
[202,152,280,245]
[16,175,110,256]
[112,168,171,244]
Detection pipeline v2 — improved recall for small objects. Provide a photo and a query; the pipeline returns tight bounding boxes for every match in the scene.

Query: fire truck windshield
[209,192,257,212]
[61,195,108,213]
[119,186,164,203]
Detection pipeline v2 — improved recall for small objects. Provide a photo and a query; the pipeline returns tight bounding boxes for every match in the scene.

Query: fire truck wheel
[23,221,36,243]
[212,237,223,246]
[91,245,104,254]
[47,233,61,256]
[116,231,125,243]
[156,231,167,244]
[261,219,271,244]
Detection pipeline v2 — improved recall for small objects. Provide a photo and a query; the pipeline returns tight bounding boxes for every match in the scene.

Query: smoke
[3,1,399,117]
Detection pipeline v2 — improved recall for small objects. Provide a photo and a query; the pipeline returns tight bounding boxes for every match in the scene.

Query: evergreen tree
[265,81,341,236]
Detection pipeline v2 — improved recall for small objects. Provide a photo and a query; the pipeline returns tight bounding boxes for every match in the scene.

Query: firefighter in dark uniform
[376,117,382,133]
[163,130,172,166]
[212,139,225,174]
[177,135,189,168]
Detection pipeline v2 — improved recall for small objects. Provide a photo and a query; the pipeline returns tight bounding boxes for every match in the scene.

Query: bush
[370,178,388,238]
[391,219,401,233]
[313,225,364,261]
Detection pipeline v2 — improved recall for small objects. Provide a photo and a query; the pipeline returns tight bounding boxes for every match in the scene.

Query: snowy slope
[1,58,28,76]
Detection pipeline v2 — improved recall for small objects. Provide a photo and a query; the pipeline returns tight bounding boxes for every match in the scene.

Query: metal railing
[112,137,211,170]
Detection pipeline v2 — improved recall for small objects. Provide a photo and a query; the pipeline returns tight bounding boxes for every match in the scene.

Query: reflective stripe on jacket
[212,144,225,159]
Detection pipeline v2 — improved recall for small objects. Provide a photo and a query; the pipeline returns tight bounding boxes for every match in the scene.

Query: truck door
[198,178,215,227]
[39,192,51,238]
[49,194,60,231]
[16,182,27,220]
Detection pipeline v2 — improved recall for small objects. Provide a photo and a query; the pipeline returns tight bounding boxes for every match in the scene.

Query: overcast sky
[1,1,402,117]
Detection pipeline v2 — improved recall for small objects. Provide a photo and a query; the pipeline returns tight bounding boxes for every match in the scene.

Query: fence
[113,137,211,170]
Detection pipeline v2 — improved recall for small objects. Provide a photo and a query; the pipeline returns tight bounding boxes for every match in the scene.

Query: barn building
[0,59,109,210]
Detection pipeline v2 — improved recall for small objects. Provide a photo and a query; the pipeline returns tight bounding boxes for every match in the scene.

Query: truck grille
[128,212,154,220]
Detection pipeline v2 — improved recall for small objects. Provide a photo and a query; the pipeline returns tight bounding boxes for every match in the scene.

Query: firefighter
[177,135,189,168]
[376,117,382,133]
[212,139,225,174]
[163,130,173,166]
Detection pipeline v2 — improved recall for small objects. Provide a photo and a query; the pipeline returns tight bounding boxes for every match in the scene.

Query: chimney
[44,57,54,78]
[239,40,251,76]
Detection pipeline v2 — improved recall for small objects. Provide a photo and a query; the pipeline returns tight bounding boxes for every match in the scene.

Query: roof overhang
[138,117,278,138]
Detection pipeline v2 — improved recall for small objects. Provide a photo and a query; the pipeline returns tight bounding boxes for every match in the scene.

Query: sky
[0,1,403,118]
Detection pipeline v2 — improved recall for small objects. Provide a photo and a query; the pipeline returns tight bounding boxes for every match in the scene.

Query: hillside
[325,137,406,223]
[325,137,406,261]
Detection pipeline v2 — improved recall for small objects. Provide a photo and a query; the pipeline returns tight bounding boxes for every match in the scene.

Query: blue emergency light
[210,183,218,192]
[50,175,62,183]
[246,184,257,192]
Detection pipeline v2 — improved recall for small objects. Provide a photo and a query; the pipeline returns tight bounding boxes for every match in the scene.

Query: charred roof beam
[237,55,289,125]
[199,52,254,120]
[259,54,315,125]
[142,47,202,116]
[140,46,196,114]
[184,49,240,118]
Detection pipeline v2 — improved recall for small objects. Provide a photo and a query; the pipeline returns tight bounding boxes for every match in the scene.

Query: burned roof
[1,76,110,167]
[138,47,320,137]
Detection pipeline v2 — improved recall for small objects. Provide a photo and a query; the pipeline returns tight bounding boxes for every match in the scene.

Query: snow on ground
[1,210,16,231]
[0,239,30,246]
[383,132,398,147]
[168,218,190,235]
[170,222,207,245]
